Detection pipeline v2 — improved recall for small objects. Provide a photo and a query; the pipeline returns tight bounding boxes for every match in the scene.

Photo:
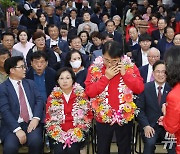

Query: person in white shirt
[13,30,34,60]
[139,47,160,83]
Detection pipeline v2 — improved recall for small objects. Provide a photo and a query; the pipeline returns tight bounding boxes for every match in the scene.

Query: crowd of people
[0,0,180,154]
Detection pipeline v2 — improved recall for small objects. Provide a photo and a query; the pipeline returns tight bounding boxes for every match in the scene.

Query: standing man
[85,40,144,154]
[0,56,44,154]
[137,60,176,154]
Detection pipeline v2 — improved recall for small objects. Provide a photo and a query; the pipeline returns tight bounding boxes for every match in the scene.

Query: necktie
[17,81,29,123]
[157,86,162,105]
[150,73,154,81]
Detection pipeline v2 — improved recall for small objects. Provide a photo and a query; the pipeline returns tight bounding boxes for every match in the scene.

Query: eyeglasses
[14,65,26,69]
[147,56,160,59]
[103,57,120,65]
[154,70,166,75]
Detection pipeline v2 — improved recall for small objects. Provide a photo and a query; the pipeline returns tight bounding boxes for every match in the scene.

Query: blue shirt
[33,71,47,102]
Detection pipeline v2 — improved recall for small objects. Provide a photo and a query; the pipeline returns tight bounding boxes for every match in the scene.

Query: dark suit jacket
[157,38,174,60]
[132,49,142,68]
[26,67,56,97]
[137,81,171,129]
[90,13,102,26]
[139,64,149,83]
[46,14,60,27]
[26,46,57,68]
[74,17,82,28]
[101,31,123,48]
[102,5,117,18]
[0,79,44,141]
[125,39,140,53]
[151,29,165,41]
[46,38,70,53]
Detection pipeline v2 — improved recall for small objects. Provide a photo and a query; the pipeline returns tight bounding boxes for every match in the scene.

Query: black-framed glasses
[14,65,26,69]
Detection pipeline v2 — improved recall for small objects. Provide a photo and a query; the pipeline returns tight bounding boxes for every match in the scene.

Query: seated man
[139,47,160,83]
[0,56,44,154]
[26,51,56,102]
[137,60,176,154]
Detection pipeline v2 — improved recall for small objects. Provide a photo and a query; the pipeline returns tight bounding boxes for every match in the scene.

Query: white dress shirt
[63,91,72,103]
[141,49,148,66]
[146,64,153,83]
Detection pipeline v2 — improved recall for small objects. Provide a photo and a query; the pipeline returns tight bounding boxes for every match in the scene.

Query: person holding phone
[85,40,144,154]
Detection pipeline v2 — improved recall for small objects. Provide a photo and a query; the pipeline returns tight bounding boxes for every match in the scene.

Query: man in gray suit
[77,12,98,35]
[1,32,23,57]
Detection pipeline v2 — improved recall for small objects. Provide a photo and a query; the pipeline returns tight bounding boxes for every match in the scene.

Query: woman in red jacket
[45,67,92,154]
[85,40,144,154]
[162,46,180,154]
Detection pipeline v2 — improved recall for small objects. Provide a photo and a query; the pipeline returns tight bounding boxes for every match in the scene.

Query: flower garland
[45,83,91,149]
[90,55,139,125]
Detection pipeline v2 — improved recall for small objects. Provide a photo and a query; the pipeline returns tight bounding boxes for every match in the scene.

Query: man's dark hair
[1,32,15,40]
[164,46,180,87]
[17,4,25,14]
[105,20,115,26]
[0,47,11,57]
[56,67,76,84]
[102,40,123,58]
[152,60,165,71]
[139,33,152,42]
[4,56,24,75]
[69,35,81,44]
[30,51,48,61]
[164,26,174,34]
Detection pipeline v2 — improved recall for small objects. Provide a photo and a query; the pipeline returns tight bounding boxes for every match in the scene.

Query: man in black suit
[139,47,160,83]
[137,60,176,154]
[132,33,151,68]
[125,27,140,57]
[70,9,82,29]
[102,20,123,48]
[151,18,167,46]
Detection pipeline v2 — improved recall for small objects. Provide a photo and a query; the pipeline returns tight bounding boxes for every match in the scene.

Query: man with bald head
[139,47,160,83]
[125,27,140,57]
[173,34,180,46]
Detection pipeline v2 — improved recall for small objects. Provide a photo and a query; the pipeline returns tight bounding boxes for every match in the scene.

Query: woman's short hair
[102,40,123,58]
[64,49,84,67]
[164,46,180,87]
[32,31,46,41]
[17,29,29,42]
[56,67,76,84]
[78,31,90,41]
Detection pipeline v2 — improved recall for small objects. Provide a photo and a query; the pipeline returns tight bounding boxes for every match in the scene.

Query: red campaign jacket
[163,83,180,154]
[45,90,93,132]
[85,64,144,123]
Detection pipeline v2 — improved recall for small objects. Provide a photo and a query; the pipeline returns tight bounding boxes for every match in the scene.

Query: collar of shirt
[132,38,139,46]
[9,77,22,88]
[63,91,72,103]
[33,69,45,76]
[154,81,165,96]
[50,38,59,45]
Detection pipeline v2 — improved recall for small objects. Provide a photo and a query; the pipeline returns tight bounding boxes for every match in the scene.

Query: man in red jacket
[85,40,144,154]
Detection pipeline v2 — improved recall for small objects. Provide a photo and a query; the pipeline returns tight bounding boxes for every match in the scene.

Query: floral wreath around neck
[45,83,91,149]
[90,55,139,125]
